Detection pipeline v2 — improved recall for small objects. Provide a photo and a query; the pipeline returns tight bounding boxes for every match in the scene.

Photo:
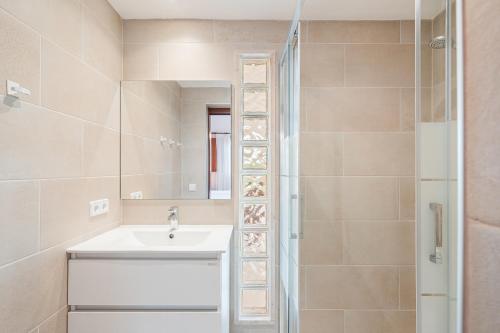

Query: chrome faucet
[167,206,179,232]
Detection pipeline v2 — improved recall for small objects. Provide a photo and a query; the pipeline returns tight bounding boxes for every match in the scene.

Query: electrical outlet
[89,198,109,217]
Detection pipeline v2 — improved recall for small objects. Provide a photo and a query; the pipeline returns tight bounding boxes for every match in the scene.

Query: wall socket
[89,198,109,217]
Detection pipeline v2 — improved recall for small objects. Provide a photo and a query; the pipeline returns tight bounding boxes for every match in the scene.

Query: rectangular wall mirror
[120,80,232,200]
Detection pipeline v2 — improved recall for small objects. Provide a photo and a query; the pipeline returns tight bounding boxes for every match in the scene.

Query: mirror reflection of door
[208,108,231,199]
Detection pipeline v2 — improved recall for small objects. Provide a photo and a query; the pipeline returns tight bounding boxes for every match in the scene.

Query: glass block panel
[243,116,267,141]
[243,146,267,170]
[243,62,267,84]
[242,231,267,256]
[242,260,267,285]
[242,175,267,198]
[241,288,268,315]
[243,88,267,113]
[243,203,267,226]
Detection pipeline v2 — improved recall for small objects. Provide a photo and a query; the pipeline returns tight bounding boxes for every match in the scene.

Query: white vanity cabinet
[66,225,232,333]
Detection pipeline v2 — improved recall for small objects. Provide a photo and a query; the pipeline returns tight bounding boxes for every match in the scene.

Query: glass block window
[243,116,268,141]
[243,203,267,226]
[243,146,268,170]
[237,57,273,323]
[241,288,269,315]
[243,88,267,113]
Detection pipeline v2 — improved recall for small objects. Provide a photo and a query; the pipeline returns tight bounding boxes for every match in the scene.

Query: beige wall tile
[301,44,344,87]
[0,0,45,31]
[38,307,67,333]
[0,100,82,180]
[401,88,432,131]
[124,19,214,43]
[345,44,413,87]
[83,8,122,81]
[304,177,338,220]
[301,221,343,265]
[123,43,159,80]
[0,8,41,104]
[83,124,120,177]
[0,181,39,266]
[42,0,82,57]
[400,266,416,310]
[122,199,234,225]
[213,20,289,43]
[343,133,414,176]
[306,266,399,309]
[400,20,432,44]
[465,221,500,333]
[399,177,415,220]
[300,310,344,333]
[343,221,415,265]
[300,132,342,176]
[42,39,120,129]
[0,245,67,333]
[83,0,122,40]
[339,177,399,220]
[40,177,120,249]
[345,310,415,333]
[303,87,400,132]
[308,21,400,43]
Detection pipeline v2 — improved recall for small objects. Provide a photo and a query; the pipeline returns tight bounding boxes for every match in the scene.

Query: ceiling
[109,0,442,21]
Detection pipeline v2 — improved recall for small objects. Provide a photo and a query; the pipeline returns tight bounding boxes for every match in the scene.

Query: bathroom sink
[132,230,210,247]
[67,225,233,258]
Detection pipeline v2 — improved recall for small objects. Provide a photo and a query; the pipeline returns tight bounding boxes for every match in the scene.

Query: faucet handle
[168,206,178,215]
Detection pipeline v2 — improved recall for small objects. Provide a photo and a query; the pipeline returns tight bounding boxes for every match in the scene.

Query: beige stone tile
[38,307,67,333]
[345,44,413,87]
[303,88,400,132]
[83,0,122,40]
[124,19,214,43]
[83,8,122,81]
[339,177,399,220]
[0,0,45,30]
[40,177,120,249]
[465,221,500,333]
[123,43,159,80]
[308,21,400,43]
[306,266,399,309]
[400,20,432,44]
[400,266,416,310]
[304,177,338,220]
[399,177,415,220]
[344,310,415,333]
[343,133,414,176]
[0,181,39,266]
[42,0,82,57]
[300,310,344,333]
[301,44,344,87]
[0,245,67,333]
[42,39,120,129]
[301,221,342,265]
[121,134,145,176]
[122,199,234,225]
[401,88,432,131]
[0,100,82,180]
[158,43,234,81]
[300,132,342,176]
[83,124,119,177]
[0,8,41,104]
[343,221,415,265]
[213,20,289,43]
[421,44,432,87]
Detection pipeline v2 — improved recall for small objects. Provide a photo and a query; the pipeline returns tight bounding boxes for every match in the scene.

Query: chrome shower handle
[429,202,443,264]
[289,193,303,240]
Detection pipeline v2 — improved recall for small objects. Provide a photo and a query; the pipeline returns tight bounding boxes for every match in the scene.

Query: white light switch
[188,183,197,192]
[89,198,109,217]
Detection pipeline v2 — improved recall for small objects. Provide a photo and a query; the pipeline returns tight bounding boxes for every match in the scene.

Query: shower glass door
[417,0,462,332]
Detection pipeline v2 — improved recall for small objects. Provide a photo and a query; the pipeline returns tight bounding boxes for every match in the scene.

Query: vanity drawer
[68,311,221,333]
[68,259,220,307]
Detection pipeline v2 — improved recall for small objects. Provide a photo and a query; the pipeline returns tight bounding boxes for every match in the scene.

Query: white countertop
[67,225,233,258]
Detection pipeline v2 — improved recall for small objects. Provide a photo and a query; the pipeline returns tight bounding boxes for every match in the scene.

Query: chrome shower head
[429,35,447,49]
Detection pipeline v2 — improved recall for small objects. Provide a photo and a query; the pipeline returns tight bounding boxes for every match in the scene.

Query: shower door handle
[289,193,303,239]
[429,202,443,264]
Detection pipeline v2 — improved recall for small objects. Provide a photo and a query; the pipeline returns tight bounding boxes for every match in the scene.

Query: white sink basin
[67,225,233,257]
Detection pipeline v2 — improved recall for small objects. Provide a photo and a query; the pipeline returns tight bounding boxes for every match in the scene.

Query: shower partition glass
[416,0,463,332]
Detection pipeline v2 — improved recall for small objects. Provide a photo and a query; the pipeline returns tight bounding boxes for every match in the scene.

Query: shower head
[429,35,447,49]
